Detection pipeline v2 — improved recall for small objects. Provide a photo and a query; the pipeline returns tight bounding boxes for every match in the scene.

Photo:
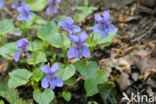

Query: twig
[131,23,156,42]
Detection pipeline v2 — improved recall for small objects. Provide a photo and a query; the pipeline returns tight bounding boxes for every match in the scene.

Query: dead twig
[131,23,156,42]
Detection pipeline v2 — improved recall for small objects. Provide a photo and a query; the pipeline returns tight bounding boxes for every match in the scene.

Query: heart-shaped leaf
[28,51,47,65]
[8,69,32,88]
[84,70,107,96]
[55,64,76,81]
[75,60,98,79]
[33,89,54,104]
[26,0,47,11]
[0,19,14,35]
[38,21,71,48]
[0,42,18,60]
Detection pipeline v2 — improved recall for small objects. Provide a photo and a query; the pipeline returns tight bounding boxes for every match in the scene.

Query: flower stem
[60,33,68,66]
[30,38,37,69]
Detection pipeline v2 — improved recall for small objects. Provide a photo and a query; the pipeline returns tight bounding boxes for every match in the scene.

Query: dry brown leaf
[118,11,127,22]
[117,72,132,90]
[0,60,9,73]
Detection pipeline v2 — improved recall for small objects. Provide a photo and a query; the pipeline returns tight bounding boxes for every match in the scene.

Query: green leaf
[14,99,27,104]
[61,91,72,102]
[55,64,76,81]
[53,15,67,22]
[38,21,71,48]
[8,69,32,88]
[75,60,98,79]
[88,101,98,104]
[26,0,47,11]
[73,6,97,22]
[98,83,117,104]
[0,19,15,35]
[33,15,47,25]
[0,78,9,97]
[84,78,98,96]
[93,28,118,44]
[33,89,54,104]
[64,77,77,86]
[27,40,44,51]
[38,21,58,38]
[46,33,70,48]
[0,100,4,104]
[3,89,19,104]
[84,70,107,96]
[32,68,43,82]
[0,42,18,60]
[28,51,47,65]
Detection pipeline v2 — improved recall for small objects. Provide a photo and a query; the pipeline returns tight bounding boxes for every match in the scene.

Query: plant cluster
[0,0,117,104]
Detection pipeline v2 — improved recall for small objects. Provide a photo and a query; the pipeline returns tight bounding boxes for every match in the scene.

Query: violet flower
[67,32,90,59]
[92,11,115,37]
[14,39,31,62]
[0,0,5,10]
[58,17,81,33]
[12,0,25,9]
[40,63,63,90]
[17,4,34,23]
[46,0,61,15]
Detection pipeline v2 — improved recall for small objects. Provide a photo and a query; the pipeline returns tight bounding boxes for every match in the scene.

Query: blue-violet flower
[12,0,25,9]
[40,63,63,90]
[46,0,61,14]
[58,17,81,33]
[14,39,31,62]
[67,32,90,59]
[17,4,34,23]
[92,11,115,37]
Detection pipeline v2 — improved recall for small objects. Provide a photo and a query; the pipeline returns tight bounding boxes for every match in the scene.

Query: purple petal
[14,50,22,62]
[46,6,52,14]
[92,24,101,33]
[66,17,74,25]
[67,46,78,59]
[26,52,31,61]
[71,25,81,32]
[17,7,24,13]
[79,32,88,44]
[55,0,61,3]
[41,77,49,88]
[28,12,34,18]
[102,11,111,23]
[52,6,58,14]
[40,65,51,75]
[16,39,30,49]
[11,4,16,9]
[99,29,107,37]
[47,0,52,4]
[24,4,31,11]
[95,14,103,23]
[53,76,63,87]
[50,63,59,74]
[106,24,116,34]
[49,77,56,90]
[58,21,67,27]
[79,45,90,58]
[69,34,79,44]
[0,0,5,9]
